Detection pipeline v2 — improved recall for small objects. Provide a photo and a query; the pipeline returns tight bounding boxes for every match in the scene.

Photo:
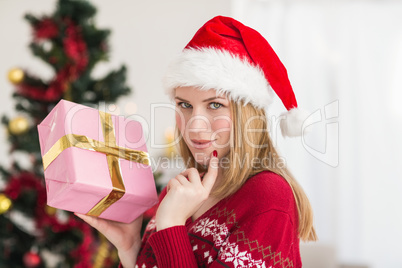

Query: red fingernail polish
[213,150,218,157]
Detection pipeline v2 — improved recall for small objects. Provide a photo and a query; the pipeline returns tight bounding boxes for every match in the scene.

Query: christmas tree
[0,0,131,267]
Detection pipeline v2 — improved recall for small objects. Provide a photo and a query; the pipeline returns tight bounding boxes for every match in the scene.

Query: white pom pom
[280,108,310,137]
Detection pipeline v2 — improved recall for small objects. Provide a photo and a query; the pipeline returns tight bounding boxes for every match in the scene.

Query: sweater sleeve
[148,225,198,267]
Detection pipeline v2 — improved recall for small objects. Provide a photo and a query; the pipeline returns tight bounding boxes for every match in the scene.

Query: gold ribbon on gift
[42,111,150,217]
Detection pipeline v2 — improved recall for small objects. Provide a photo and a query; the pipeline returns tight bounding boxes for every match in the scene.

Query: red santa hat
[164,15,308,137]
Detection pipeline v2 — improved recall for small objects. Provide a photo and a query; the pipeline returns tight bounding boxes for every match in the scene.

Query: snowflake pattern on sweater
[191,217,229,247]
[135,171,301,268]
[190,217,269,267]
[220,242,268,268]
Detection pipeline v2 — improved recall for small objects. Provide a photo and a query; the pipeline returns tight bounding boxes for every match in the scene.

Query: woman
[76,16,317,267]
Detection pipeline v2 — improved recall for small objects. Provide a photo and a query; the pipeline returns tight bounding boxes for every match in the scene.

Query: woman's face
[175,86,232,166]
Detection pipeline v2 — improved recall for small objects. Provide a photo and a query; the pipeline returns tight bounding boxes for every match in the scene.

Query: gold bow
[42,111,150,217]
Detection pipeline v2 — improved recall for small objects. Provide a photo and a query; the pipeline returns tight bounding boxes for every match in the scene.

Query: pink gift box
[37,99,158,223]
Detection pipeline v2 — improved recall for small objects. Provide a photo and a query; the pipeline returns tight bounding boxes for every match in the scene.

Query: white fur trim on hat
[163,47,275,110]
[280,108,310,137]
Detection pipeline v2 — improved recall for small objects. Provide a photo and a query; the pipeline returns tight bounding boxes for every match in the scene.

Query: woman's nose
[187,114,211,132]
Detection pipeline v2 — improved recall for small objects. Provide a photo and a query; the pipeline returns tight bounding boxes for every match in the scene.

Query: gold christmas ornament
[0,194,12,215]
[164,127,177,157]
[45,205,57,216]
[8,68,25,85]
[9,116,30,135]
[62,84,72,101]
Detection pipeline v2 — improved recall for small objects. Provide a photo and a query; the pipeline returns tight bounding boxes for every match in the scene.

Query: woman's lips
[190,139,215,149]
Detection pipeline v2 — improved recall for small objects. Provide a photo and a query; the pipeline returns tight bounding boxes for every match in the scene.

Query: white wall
[236,1,402,268]
[0,0,232,168]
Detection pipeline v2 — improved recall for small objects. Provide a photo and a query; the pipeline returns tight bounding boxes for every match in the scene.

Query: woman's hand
[156,151,219,231]
[75,213,143,268]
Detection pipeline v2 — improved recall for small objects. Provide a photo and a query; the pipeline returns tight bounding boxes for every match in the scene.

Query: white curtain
[233,1,402,267]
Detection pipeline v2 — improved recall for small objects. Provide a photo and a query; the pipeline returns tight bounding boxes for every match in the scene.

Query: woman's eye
[209,102,223,109]
[178,102,192,108]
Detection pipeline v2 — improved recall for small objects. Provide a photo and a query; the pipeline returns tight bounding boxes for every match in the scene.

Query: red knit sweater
[132,170,301,268]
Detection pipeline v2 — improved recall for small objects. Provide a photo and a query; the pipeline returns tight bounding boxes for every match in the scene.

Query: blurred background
[0,0,401,267]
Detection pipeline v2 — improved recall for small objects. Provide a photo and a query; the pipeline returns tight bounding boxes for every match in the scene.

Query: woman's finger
[184,168,203,185]
[74,213,105,231]
[179,168,199,179]
[202,152,219,192]
[175,174,190,185]
[178,168,203,186]
[167,177,182,192]
[75,213,95,225]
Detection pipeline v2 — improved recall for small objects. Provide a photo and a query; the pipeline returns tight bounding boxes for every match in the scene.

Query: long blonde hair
[176,99,317,242]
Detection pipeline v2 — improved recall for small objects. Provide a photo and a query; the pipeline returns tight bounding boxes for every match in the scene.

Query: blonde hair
[175,99,317,242]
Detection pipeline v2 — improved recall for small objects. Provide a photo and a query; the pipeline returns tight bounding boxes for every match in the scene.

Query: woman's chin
[192,153,211,167]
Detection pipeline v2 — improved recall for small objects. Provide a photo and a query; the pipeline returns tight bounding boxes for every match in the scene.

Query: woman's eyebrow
[202,96,226,102]
[174,97,188,101]
[174,96,227,102]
